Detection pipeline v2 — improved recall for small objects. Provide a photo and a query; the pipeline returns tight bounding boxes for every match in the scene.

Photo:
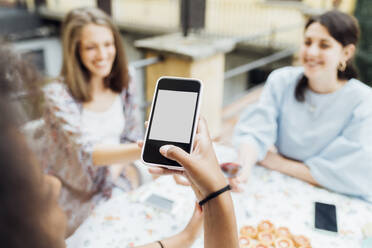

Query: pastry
[275,226,292,239]
[258,220,275,233]
[258,231,275,245]
[254,242,269,248]
[274,237,294,248]
[293,235,311,248]
[239,236,253,248]
[240,225,258,239]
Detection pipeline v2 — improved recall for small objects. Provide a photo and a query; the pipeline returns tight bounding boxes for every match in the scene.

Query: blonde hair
[61,7,129,102]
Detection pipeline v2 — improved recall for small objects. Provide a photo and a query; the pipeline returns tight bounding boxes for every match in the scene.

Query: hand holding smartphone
[141,76,203,170]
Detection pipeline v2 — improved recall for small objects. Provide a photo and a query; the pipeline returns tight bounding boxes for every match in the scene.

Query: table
[67,146,372,248]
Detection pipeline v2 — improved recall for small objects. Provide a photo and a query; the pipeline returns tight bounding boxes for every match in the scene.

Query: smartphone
[314,202,338,233]
[141,76,203,170]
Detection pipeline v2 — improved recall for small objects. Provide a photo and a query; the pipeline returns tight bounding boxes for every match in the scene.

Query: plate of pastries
[239,220,312,248]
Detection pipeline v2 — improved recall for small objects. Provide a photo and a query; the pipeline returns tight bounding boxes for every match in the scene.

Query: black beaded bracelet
[157,240,164,248]
[198,185,231,206]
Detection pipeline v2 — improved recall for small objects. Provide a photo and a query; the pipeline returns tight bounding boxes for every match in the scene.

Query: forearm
[204,192,238,248]
[92,143,141,166]
[261,152,319,186]
[238,143,259,176]
[135,231,193,248]
[279,158,319,186]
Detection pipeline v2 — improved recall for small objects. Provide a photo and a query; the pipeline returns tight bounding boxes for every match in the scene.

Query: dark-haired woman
[232,10,372,201]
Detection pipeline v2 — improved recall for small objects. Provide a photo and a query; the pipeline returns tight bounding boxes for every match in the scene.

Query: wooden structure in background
[135,33,235,137]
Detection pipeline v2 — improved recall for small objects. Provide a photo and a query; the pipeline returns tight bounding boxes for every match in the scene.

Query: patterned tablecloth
[67,145,372,248]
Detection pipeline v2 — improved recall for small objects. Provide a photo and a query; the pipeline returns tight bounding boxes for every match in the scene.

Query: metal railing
[129,56,164,70]
[224,47,296,80]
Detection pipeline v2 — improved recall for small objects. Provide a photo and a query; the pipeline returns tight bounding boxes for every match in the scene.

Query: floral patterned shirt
[41,77,142,235]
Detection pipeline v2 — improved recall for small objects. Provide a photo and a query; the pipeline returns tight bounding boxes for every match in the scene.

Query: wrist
[179,228,196,247]
[260,151,277,169]
[204,175,227,197]
[270,153,285,170]
[199,184,231,207]
[157,240,165,248]
[202,187,232,211]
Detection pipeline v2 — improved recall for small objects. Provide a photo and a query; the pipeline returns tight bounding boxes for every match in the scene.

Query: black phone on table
[314,202,338,233]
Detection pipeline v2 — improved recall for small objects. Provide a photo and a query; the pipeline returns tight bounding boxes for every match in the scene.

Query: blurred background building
[0,0,368,137]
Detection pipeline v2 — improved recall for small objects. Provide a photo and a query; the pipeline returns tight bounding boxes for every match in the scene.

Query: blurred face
[41,175,67,247]
[300,22,345,81]
[79,24,116,79]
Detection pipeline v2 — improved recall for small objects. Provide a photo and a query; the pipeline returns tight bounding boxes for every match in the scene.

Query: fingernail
[159,145,171,155]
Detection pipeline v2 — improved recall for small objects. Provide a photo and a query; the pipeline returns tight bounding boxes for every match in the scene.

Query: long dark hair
[295,10,360,102]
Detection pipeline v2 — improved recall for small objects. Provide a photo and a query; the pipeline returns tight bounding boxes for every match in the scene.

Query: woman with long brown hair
[41,7,144,235]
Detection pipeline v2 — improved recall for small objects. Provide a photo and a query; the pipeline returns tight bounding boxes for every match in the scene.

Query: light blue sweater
[234,66,372,201]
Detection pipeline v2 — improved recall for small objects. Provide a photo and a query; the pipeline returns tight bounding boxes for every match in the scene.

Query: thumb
[159,145,193,170]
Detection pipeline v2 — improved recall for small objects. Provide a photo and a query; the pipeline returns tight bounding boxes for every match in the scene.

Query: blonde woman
[42,7,143,235]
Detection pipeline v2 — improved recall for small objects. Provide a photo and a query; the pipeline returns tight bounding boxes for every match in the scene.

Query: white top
[81,96,125,146]
[234,66,372,201]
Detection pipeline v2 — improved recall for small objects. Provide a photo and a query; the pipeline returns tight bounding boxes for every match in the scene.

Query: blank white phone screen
[149,89,198,143]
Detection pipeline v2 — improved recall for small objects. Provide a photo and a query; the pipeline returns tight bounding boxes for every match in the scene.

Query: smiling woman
[296,10,359,101]
[41,7,144,235]
[79,24,117,83]
[232,10,372,201]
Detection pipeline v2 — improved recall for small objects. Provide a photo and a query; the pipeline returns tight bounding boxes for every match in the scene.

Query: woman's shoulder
[269,66,303,83]
[43,78,70,96]
[119,69,137,98]
[43,79,79,108]
[346,78,372,98]
[346,79,372,117]
[271,66,304,76]
[265,66,303,93]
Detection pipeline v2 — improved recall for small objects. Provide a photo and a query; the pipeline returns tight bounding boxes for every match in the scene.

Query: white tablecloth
[67,147,372,248]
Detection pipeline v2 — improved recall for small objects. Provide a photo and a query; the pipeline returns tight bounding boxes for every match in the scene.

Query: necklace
[304,92,317,113]
[306,101,317,112]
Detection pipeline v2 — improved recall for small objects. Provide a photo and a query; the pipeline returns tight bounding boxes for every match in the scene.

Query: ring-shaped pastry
[240,225,258,239]
[274,237,295,248]
[239,236,253,248]
[275,226,292,239]
[254,242,269,248]
[293,235,311,248]
[258,231,275,245]
[258,220,275,233]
